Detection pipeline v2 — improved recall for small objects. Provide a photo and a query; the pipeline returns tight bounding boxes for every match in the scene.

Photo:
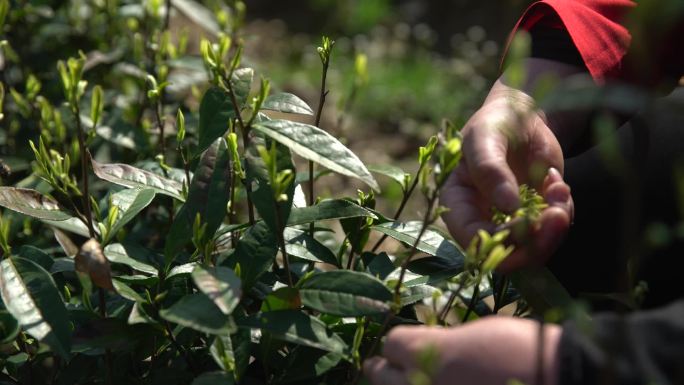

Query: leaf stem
[274,201,293,286]
[371,162,425,252]
[221,73,255,225]
[154,101,167,163]
[359,192,438,375]
[309,55,330,235]
[461,284,480,323]
[74,105,95,239]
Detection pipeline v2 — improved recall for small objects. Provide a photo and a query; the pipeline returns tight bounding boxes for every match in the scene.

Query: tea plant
[0,1,570,384]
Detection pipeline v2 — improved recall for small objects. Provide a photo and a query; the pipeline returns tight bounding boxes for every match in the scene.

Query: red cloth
[510,0,636,83]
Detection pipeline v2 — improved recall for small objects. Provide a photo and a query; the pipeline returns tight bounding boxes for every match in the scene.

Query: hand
[440,82,574,271]
[363,317,562,385]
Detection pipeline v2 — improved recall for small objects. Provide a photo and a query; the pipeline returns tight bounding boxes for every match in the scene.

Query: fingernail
[547,167,562,183]
[493,182,519,213]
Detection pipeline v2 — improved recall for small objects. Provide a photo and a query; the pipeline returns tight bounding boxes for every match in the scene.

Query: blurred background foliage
[242,0,528,203]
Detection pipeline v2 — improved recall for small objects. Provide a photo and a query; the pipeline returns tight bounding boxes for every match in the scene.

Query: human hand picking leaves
[364,317,562,385]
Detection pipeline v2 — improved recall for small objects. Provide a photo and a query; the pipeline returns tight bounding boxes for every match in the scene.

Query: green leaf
[167,262,198,278]
[372,221,465,271]
[103,242,159,275]
[363,252,395,280]
[246,135,296,234]
[231,222,277,290]
[232,67,254,102]
[260,287,301,312]
[262,93,314,115]
[17,245,53,271]
[0,187,72,221]
[165,138,231,263]
[112,278,146,302]
[280,348,343,383]
[91,159,184,201]
[192,265,241,315]
[252,120,379,191]
[210,334,235,373]
[196,87,235,156]
[159,293,235,335]
[105,188,155,244]
[50,258,75,274]
[509,267,578,315]
[0,257,71,358]
[192,372,235,385]
[299,270,392,316]
[368,164,408,190]
[237,310,348,356]
[43,217,91,238]
[284,228,339,266]
[0,309,20,345]
[288,199,377,226]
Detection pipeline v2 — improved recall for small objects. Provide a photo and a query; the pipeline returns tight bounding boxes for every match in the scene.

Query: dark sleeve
[559,299,684,385]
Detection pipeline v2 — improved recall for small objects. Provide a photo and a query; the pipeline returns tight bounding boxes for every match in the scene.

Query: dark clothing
[509,1,684,384]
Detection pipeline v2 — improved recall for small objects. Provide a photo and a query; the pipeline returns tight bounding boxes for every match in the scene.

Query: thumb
[463,126,520,213]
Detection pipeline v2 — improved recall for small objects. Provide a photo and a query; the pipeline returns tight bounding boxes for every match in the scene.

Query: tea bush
[0,1,571,384]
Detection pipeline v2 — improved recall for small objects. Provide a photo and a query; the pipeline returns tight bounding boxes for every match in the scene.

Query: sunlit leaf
[237,310,348,356]
[252,120,379,191]
[0,187,72,221]
[299,270,392,316]
[91,159,184,201]
[0,257,71,358]
[159,293,235,335]
[262,93,314,115]
[165,138,230,263]
[192,265,241,315]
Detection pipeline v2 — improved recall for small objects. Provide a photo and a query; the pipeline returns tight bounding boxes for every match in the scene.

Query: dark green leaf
[0,257,71,358]
[260,287,301,312]
[191,372,235,385]
[165,138,231,263]
[246,135,296,234]
[363,252,395,280]
[288,199,377,226]
[252,120,379,191]
[43,217,91,238]
[284,228,338,266]
[50,258,75,274]
[372,221,464,271]
[300,270,393,316]
[112,278,146,302]
[192,265,241,315]
[509,267,577,314]
[368,164,408,190]
[105,188,156,244]
[17,245,53,271]
[231,222,277,290]
[262,93,314,115]
[196,87,234,156]
[237,310,348,355]
[104,242,159,275]
[91,159,184,201]
[159,293,235,335]
[280,349,342,383]
[0,310,20,344]
[0,187,72,221]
